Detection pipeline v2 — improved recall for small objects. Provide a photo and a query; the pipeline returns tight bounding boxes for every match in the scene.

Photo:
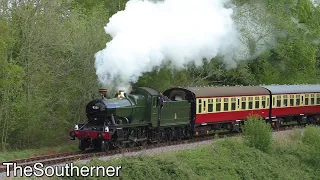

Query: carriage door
[237,97,241,111]
[202,99,207,113]
[300,94,304,106]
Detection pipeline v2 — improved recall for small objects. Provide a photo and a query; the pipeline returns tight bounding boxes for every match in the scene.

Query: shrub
[243,114,273,153]
[302,126,320,166]
[302,126,320,148]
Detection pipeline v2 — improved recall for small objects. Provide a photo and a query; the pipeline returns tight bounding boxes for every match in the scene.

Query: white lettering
[55,166,64,177]
[70,163,79,176]
[65,163,70,176]
[13,163,22,177]
[1,162,122,177]
[116,166,122,176]
[45,166,55,177]
[2,162,13,177]
[34,163,44,177]
[106,166,115,176]
[24,166,33,177]
[90,166,95,177]
[80,166,89,176]
[96,166,105,177]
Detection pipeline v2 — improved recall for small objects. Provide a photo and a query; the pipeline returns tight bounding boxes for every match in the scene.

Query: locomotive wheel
[101,140,109,152]
[116,142,126,149]
[160,129,168,142]
[128,141,136,148]
[176,128,182,141]
[91,139,101,149]
[140,140,147,147]
[79,140,87,151]
[168,128,175,141]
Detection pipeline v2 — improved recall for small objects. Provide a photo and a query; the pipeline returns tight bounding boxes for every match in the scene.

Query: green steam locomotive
[70,87,191,151]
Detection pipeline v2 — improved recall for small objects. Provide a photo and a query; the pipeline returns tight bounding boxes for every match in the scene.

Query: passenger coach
[164,84,320,135]
[262,85,320,126]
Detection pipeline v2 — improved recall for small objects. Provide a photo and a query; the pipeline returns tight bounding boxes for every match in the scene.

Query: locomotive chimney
[99,89,108,98]
[118,90,125,99]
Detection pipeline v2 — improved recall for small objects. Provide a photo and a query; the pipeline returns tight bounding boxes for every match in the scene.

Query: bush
[243,114,273,153]
[302,126,320,166]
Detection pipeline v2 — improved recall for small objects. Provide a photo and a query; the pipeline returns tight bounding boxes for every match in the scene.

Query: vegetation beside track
[60,125,320,179]
[0,144,77,162]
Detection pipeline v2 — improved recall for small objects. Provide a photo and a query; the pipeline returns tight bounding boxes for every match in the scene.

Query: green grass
[56,126,320,180]
[0,143,78,162]
[5,126,320,180]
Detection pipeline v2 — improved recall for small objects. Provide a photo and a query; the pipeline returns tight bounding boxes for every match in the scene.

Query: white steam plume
[95,0,247,91]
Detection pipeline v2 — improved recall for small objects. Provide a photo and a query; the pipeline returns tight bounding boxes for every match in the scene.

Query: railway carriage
[164,84,320,135]
[164,86,271,135]
[262,85,320,126]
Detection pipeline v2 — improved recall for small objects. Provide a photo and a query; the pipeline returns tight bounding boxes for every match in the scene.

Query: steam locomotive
[69,85,320,151]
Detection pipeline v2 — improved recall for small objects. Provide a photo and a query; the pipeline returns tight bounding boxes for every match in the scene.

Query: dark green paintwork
[107,87,191,127]
[151,101,191,127]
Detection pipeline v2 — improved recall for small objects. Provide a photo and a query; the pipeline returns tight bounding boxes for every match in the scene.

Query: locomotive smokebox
[99,89,108,98]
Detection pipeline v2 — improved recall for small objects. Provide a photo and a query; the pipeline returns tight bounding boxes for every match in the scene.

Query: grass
[4,124,320,179]
[0,142,78,162]
[54,126,320,180]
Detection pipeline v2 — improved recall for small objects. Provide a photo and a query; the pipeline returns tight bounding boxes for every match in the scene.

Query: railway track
[0,125,301,173]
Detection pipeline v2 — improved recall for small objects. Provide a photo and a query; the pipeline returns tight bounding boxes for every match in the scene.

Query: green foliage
[301,126,320,166]
[243,114,273,153]
[0,144,77,162]
[57,130,320,179]
[0,0,111,150]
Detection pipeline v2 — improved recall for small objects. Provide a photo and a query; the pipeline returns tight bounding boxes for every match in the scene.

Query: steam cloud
[94,0,267,91]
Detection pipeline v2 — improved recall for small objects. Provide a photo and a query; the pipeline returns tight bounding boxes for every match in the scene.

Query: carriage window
[290,95,294,106]
[208,99,213,112]
[216,98,221,112]
[317,94,320,104]
[241,102,246,109]
[266,97,270,107]
[223,98,229,111]
[283,95,288,107]
[254,97,260,109]
[311,94,315,105]
[248,97,253,109]
[276,95,281,107]
[261,96,266,108]
[224,103,228,111]
[255,101,259,109]
[241,97,246,110]
[305,94,309,105]
[296,95,301,106]
[231,98,236,111]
